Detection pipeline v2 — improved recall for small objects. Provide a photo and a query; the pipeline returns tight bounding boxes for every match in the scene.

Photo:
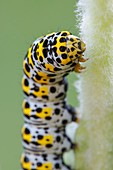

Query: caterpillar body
[21,31,86,170]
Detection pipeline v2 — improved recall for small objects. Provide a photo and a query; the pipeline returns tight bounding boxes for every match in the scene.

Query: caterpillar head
[33,31,86,73]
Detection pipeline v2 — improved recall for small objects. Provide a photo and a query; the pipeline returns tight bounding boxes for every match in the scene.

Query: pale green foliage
[76,0,113,169]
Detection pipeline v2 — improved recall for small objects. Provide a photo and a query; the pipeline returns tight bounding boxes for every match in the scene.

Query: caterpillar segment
[21,31,86,170]
[21,152,71,170]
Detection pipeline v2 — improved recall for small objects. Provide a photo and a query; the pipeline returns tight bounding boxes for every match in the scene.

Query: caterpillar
[21,31,86,170]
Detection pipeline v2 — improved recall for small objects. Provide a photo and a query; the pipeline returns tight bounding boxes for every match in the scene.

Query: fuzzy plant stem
[75,0,113,170]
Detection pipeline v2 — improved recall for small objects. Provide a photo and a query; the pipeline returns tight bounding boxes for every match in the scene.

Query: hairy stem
[76,0,113,169]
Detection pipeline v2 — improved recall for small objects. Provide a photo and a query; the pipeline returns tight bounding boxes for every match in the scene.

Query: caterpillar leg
[67,105,80,123]
[74,63,86,73]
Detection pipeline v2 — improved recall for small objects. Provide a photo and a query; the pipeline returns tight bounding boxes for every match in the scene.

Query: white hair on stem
[75,0,113,169]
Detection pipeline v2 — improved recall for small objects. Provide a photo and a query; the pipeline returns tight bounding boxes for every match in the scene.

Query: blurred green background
[0,0,79,169]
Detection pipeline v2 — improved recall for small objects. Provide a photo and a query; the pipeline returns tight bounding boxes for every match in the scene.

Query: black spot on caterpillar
[21,31,86,170]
